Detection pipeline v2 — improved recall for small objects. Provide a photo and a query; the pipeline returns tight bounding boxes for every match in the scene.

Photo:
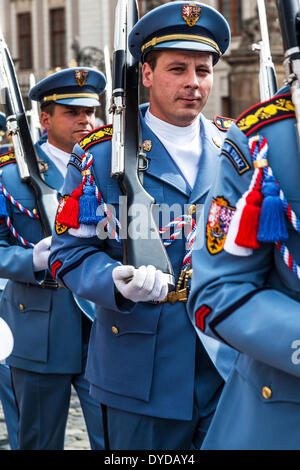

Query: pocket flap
[235,353,300,404]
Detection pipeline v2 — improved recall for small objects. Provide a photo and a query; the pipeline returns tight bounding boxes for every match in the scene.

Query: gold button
[19,304,25,311]
[262,386,272,399]
[112,326,119,335]
[33,209,38,216]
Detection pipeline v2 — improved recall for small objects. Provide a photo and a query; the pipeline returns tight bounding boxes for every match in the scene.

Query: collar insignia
[142,140,152,152]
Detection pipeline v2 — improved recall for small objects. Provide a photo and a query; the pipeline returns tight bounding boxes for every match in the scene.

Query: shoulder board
[79,124,113,151]
[0,152,16,168]
[213,115,236,132]
[236,93,295,137]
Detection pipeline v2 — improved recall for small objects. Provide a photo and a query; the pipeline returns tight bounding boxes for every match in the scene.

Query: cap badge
[182,4,202,27]
[74,69,89,87]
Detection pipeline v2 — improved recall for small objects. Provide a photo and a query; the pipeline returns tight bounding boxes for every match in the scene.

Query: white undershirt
[145,109,202,189]
[40,141,70,178]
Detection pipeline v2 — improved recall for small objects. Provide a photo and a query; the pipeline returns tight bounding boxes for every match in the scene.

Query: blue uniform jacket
[49,105,232,420]
[0,137,90,374]
[188,87,300,449]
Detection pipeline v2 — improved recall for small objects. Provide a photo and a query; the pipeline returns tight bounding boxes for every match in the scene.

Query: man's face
[142,49,213,127]
[40,104,96,153]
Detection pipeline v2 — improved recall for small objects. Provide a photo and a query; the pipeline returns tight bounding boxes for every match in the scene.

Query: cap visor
[55,97,100,107]
[153,40,219,60]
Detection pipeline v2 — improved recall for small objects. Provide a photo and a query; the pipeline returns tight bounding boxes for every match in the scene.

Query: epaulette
[236,92,295,137]
[213,115,235,132]
[0,152,16,168]
[79,124,113,151]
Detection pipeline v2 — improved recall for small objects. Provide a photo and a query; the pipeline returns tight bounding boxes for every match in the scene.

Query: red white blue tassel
[224,135,265,257]
[225,134,289,255]
[257,168,288,244]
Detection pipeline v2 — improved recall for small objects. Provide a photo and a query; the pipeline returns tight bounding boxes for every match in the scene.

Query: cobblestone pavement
[0,385,91,450]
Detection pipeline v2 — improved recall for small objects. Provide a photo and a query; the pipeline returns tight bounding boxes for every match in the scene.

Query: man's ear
[40,111,51,131]
[142,62,153,89]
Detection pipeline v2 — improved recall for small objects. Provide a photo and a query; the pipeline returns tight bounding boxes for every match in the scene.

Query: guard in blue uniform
[188,85,300,449]
[0,113,12,154]
[0,68,106,450]
[0,112,18,450]
[49,2,236,450]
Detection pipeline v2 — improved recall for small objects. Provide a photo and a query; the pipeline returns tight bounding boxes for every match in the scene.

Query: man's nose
[78,111,90,123]
[185,69,199,88]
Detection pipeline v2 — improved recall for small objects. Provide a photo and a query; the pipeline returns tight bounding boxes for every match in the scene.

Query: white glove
[32,236,52,272]
[0,318,13,361]
[112,265,168,303]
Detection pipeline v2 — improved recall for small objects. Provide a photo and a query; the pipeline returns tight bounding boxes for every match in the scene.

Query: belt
[27,277,63,290]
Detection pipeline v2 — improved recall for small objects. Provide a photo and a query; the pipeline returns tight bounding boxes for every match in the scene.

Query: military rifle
[28,73,42,143]
[110,0,175,290]
[0,29,57,237]
[276,0,300,143]
[253,0,278,100]
[104,45,112,125]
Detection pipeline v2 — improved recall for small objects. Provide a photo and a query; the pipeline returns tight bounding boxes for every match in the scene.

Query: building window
[17,13,33,70]
[50,8,66,68]
[219,0,242,36]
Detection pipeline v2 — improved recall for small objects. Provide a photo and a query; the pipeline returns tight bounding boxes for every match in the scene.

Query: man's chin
[174,111,201,127]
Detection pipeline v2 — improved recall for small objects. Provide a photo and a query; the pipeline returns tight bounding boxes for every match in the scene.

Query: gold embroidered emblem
[206,197,235,255]
[0,152,16,167]
[237,97,295,136]
[182,4,202,26]
[74,69,89,87]
[79,126,113,150]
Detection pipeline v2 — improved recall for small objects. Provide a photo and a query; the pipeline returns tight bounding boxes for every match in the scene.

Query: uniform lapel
[189,115,221,204]
[35,140,65,193]
[140,112,191,198]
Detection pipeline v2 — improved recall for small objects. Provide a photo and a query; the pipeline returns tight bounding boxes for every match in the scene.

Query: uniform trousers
[104,397,218,450]
[0,363,18,449]
[11,366,104,450]
[104,340,223,450]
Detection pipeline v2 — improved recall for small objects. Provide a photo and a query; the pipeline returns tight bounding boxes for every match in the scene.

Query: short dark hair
[144,49,164,70]
[40,102,56,116]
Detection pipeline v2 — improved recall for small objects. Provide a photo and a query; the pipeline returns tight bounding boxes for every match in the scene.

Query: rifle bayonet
[253,0,278,100]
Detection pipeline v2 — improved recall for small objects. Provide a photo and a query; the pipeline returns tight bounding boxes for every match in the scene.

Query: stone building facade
[0,0,285,121]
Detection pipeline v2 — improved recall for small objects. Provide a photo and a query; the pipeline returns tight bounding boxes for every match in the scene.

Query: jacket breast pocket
[92,303,163,401]
[0,281,52,363]
[235,353,300,405]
